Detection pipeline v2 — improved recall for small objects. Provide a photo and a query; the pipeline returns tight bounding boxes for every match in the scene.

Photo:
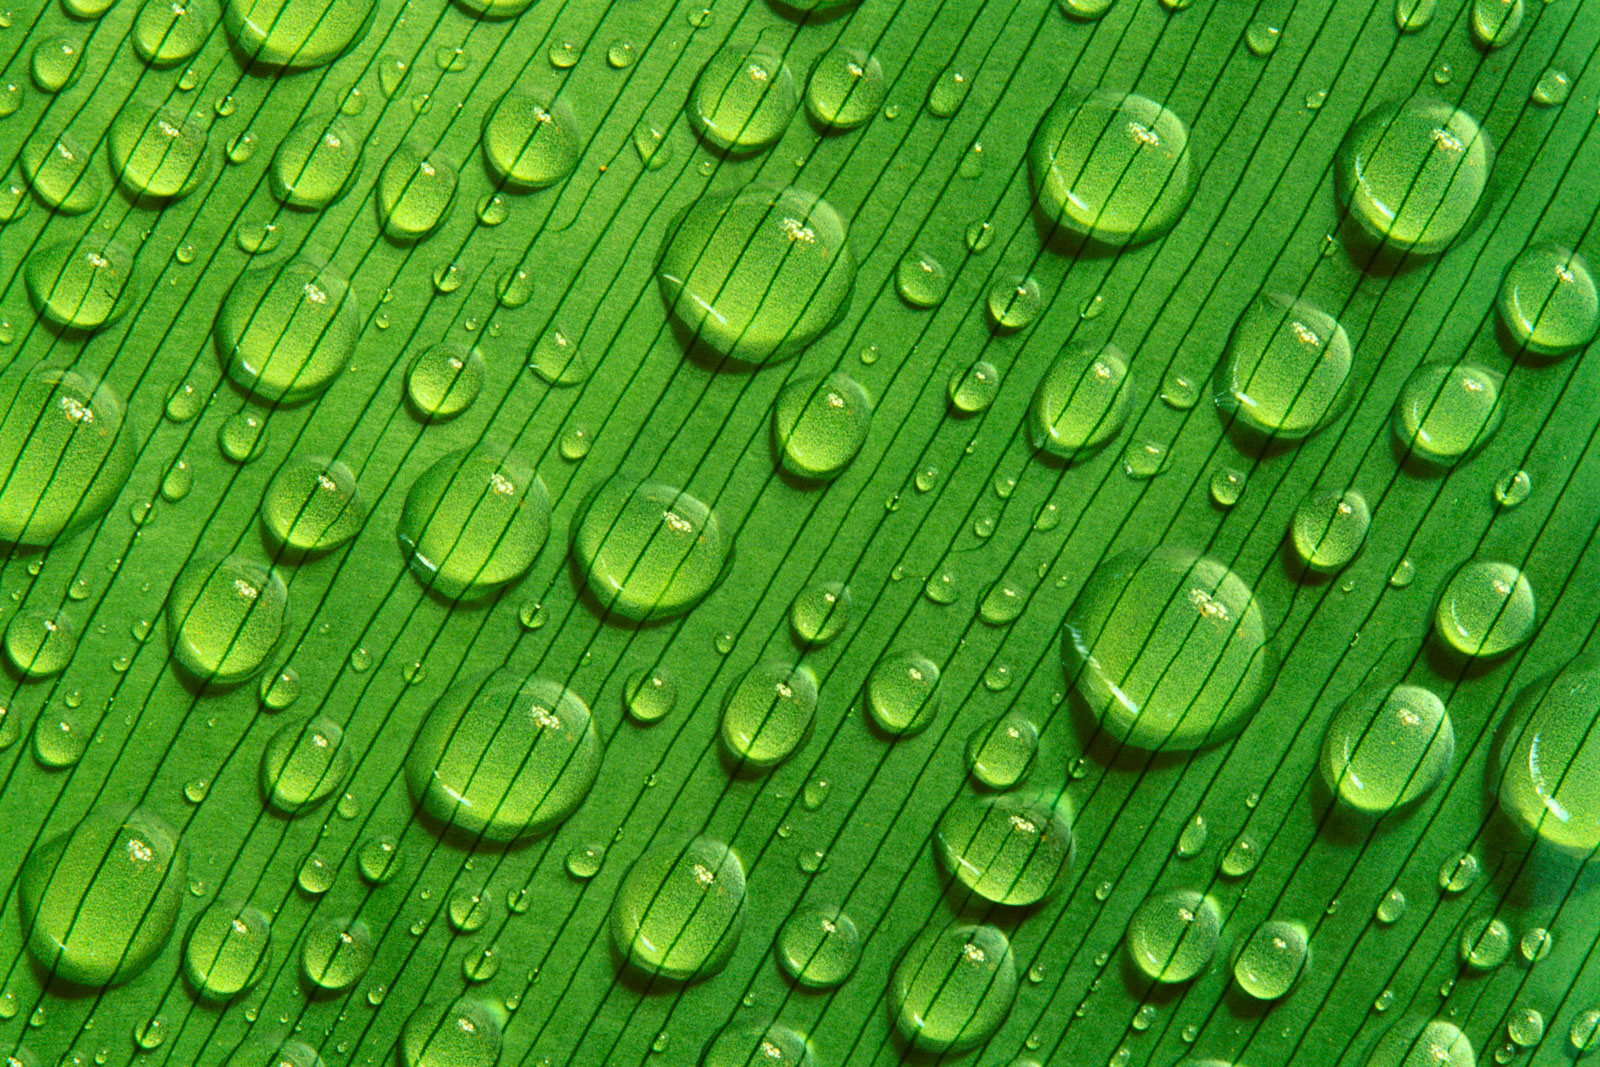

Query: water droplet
[936,794,1073,906]
[357,836,401,885]
[1570,1009,1600,1053]
[927,67,970,117]
[1214,292,1352,440]
[1290,487,1370,572]
[483,91,581,188]
[259,667,300,710]
[19,809,186,986]
[399,446,549,600]
[1029,343,1132,459]
[896,249,948,308]
[1232,920,1308,1000]
[889,923,1016,1052]
[109,104,208,199]
[262,455,364,551]
[218,409,269,463]
[1519,927,1552,962]
[720,661,817,768]
[1493,469,1532,508]
[948,360,1000,413]
[700,1025,810,1067]
[1220,834,1261,877]
[1396,0,1436,29]
[31,36,84,91]
[4,609,76,678]
[1244,21,1280,54]
[26,237,138,331]
[227,129,259,164]
[134,0,208,65]
[1507,1007,1544,1047]
[1337,97,1494,255]
[1497,244,1597,357]
[1121,439,1168,478]
[1175,812,1208,857]
[1530,68,1571,108]
[222,0,375,69]
[805,46,884,129]
[1208,466,1247,507]
[184,901,271,1000]
[1435,560,1535,658]
[272,116,361,207]
[966,712,1038,790]
[987,275,1042,330]
[1471,0,1524,46]
[631,118,672,169]
[1461,917,1511,970]
[1495,650,1600,855]
[1370,1020,1475,1067]
[611,837,745,980]
[548,40,579,68]
[462,945,500,984]
[690,45,797,152]
[295,851,334,895]
[658,185,855,364]
[33,710,88,767]
[776,904,859,988]
[1127,890,1220,983]
[167,556,287,684]
[22,128,105,213]
[220,257,359,402]
[446,889,490,933]
[606,39,635,68]
[406,343,483,420]
[407,668,599,843]
[623,666,676,724]
[1060,0,1114,17]
[1322,684,1453,813]
[300,917,371,990]
[1439,850,1480,893]
[571,480,728,620]
[377,142,458,240]
[565,843,605,879]
[1065,546,1277,750]
[262,715,350,814]
[790,582,850,645]
[774,372,872,479]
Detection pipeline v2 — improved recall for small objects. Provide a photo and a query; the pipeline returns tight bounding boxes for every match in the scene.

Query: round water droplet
[606,39,634,67]
[1214,292,1352,441]
[184,901,271,1000]
[26,237,137,331]
[261,715,350,814]
[482,92,581,188]
[773,372,872,480]
[447,889,490,933]
[297,853,333,896]
[22,128,104,214]
[262,455,364,552]
[1220,834,1261,877]
[570,480,728,620]
[357,836,401,884]
[1127,890,1220,983]
[988,275,1041,330]
[1029,343,1132,459]
[1396,0,1435,29]
[935,793,1074,906]
[1176,812,1208,857]
[167,556,287,684]
[805,46,884,129]
[223,0,375,69]
[690,45,797,153]
[1439,850,1480,893]
[378,142,457,240]
[966,712,1039,789]
[1244,21,1280,54]
[776,904,859,988]
[657,185,855,365]
[1435,560,1535,658]
[1471,0,1523,46]
[1375,887,1406,924]
[1497,243,1597,357]
[33,711,88,767]
[866,650,941,736]
[926,67,969,117]
[299,917,371,990]
[1394,361,1505,466]
[790,581,850,645]
[406,343,483,420]
[218,411,269,464]
[134,0,208,65]
[5,610,76,678]
[1367,1019,1475,1067]
[1210,466,1247,507]
[271,116,361,208]
[896,249,948,308]
[1495,650,1600,854]
[527,327,586,384]
[1507,1007,1544,1048]
[1493,469,1531,508]
[565,843,604,879]
[401,1000,501,1067]
[611,837,745,980]
[1291,488,1370,572]
[32,37,83,92]
[1571,1009,1600,1054]
[889,923,1016,1052]
[1030,90,1196,247]
[624,667,676,723]
[19,809,186,986]
[219,258,359,403]
[1460,917,1511,970]
[109,104,209,199]
[720,661,817,769]
[1064,547,1277,750]
[1232,920,1308,1000]
[398,446,550,600]
[1519,927,1551,962]
[407,668,599,843]
[1336,98,1493,255]
[1322,684,1453,813]
[1060,0,1114,17]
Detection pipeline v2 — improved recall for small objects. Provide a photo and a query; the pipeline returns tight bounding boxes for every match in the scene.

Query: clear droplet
[926,67,970,117]
[167,556,287,684]
[406,343,484,420]
[948,360,1001,413]
[398,446,550,600]
[987,275,1042,331]
[25,237,138,331]
[935,793,1074,905]
[1321,684,1453,813]
[965,712,1038,789]
[773,372,872,480]
[888,923,1016,1052]
[790,582,851,645]
[271,116,361,209]
[1493,469,1532,508]
[1439,850,1480,893]
[1214,292,1352,441]
[1291,488,1370,572]
[610,837,745,980]
[1497,243,1597,357]
[482,92,581,188]
[4,610,76,678]
[1232,920,1308,1000]
[377,142,458,240]
[1210,466,1247,507]
[776,903,859,988]
[262,715,350,814]
[1495,650,1600,855]
[720,661,817,768]
[134,0,208,65]
[1028,343,1132,459]
[1435,560,1535,658]
[109,104,209,200]
[690,45,797,153]
[219,257,359,403]
[570,480,728,620]
[299,917,371,990]
[1460,917,1511,970]
[184,901,271,1000]
[1127,890,1220,983]
[262,455,364,552]
[1471,0,1524,46]
[219,410,269,463]
[805,46,884,130]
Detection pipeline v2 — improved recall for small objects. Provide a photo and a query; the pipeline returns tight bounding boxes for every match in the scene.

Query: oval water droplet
[25,237,137,331]
[690,44,797,153]
[134,0,208,65]
[1435,560,1535,658]
[300,917,372,990]
[4,610,75,678]
[1127,890,1220,983]
[261,715,350,814]
[1495,650,1600,854]
[1497,243,1597,357]
[183,900,271,1000]
[935,793,1074,906]
[889,923,1016,1052]
[720,661,817,768]
[624,666,676,723]
[610,837,746,980]
[406,343,483,420]
[262,455,365,551]
[378,142,458,240]
[271,116,362,208]
[167,555,287,684]
[398,446,550,600]
[219,257,359,403]
[773,372,872,480]
[776,904,859,988]
[805,46,884,130]
[1471,0,1523,46]
[22,128,104,214]
[1291,488,1370,572]
[966,712,1038,789]
[109,103,209,199]
[1367,1018,1475,1067]
[570,480,728,620]
[866,650,941,736]
[223,0,375,69]
[790,581,850,645]
[482,92,581,188]
[1029,343,1132,459]
[1232,920,1308,1000]
[1214,292,1352,441]
[1322,684,1452,813]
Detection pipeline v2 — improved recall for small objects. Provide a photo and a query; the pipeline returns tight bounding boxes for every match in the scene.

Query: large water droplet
[1064,547,1276,750]
[262,715,350,814]
[4,610,76,678]
[26,237,137,331]
[966,712,1038,789]
[378,142,458,240]
[1213,292,1352,441]
[183,900,271,1000]
[789,581,850,646]
[261,455,365,551]
[271,116,361,208]
[1232,920,1308,1000]
[481,92,580,188]
[223,0,375,69]
[1028,343,1132,459]
[398,445,550,600]
[1030,90,1196,247]
[406,668,599,842]
[773,372,871,480]
[1393,361,1504,465]
[720,661,817,768]
[1471,0,1523,46]
[219,257,359,403]
[1127,890,1220,982]
[805,46,884,130]
[167,555,288,684]
[1290,487,1370,572]
[1496,650,1600,855]
[610,837,746,980]
[935,794,1074,905]
[888,923,1016,1053]
[1365,1018,1475,1067]
[570,480,728,621]
[31,37,84,91]
[401,1000,502,1067]
[299,917,372,990]
[866,650,941,736]
[407,343,483,420]
[1321,684,1452,813]
[690,45,797,153]
[776,904,860,988]
[133,0,208,65]
[22,128,104,214]
[19,809,187,986]
[109,104,209,199]
[657,185,855,365]
[1497,243,1598,358]
[1435,560,1534,657]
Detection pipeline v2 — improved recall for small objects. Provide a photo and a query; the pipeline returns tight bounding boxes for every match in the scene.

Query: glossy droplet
[407,668,599,842]
[1322,684,1453,813]
[570,480,728,620]
[805,47,884,130]
[167,556,288,684]
[298,852,334,893]
[897,249,948,308]
[773,372,872,480]
[988,275,1042,330]
[1396,0,1435,30]
[1460,917,1510,970]
[1176,812,1208,857]
[407,343,483,419]
[259,667,300,710]
[701,1025,813,1067]
[624,667,676,723]
[401,999,501,1067]
[134,0,207,64]
[790,582,850,646]
[1494,469,1532,508]
[1214,292,1352,440]
[565,843,604,879]
[1291,488,1370,572]
[1394,361,1505,465]
[657,185,855,365]
[1232,920,1308,1000]
[1244,21,1280,54]
[1570,1010,1600,1054]
[271,116,361,208]
[1496,650,1600,854]
[1497,244,1597,357]
[1375,887,1406,923]
[1471,0,1523,46]
[1519,927,1552,962]
[927,67,970,117]
[1029,343,1132,459]
[690,45,797,153]
[33,711,88,767]
[1435,560,1535,658]
[1210,466,1247,507]
[26,237,137,331]
[1031,90,1196,247]
[935,793,1073,906]
[606,39,635,68]
[776,904,860,988]
[720,661,817,768]
[300,917,371,991]
[1336,98,1493,255]
[949,361,1000,413]
[109,104,209,199]
[1366,1019,1475,1067]
[32,37,83,91]
[19,809,186,986]
[184,901,271,1000]
[22,129,104,214]
[966,712,1038,789]
[262,455,364,551]
[446,889,490,933]
[1064,547,1276,750]
[219,410,269,462]
[227,130,259,164]
[1220,833,1261,877]
[1127,890,1220,983]
[5,610,75,677]
[1060,0,1114,18]
[548,40,579,68]
[378,143,458,240]
[220,258,359,403]
[611,837,746,980]
[357,836,401,884]
[1508,1008,1544,1048]
[398,446,550,600]
[866,650,941,736]
[482,92,581,188]
[223,0,375,69]
[261,715,350,814]
[889,923,1016,1053]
